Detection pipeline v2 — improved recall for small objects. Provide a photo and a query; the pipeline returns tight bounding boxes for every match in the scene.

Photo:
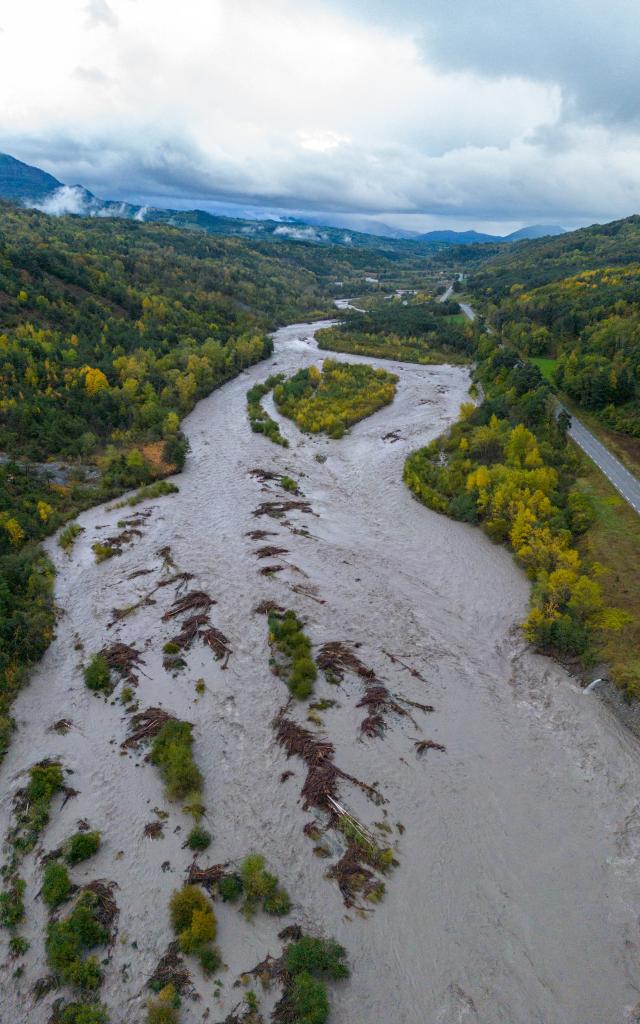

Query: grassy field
[574,447,640,698]
[531,356,558,381]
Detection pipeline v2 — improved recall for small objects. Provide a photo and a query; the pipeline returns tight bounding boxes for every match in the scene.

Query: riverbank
[1,319,639,1023]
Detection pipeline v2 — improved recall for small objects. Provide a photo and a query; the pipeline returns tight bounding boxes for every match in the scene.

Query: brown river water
[1,319,640,1023]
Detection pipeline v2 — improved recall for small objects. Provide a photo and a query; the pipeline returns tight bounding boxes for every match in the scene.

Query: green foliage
[46,892,108,991]
[281,972,329,1024]
[280,475,299,493]
[9,935,29,957]
[318,300,474,365]
[58,523,84,552]
[404,336,624,661]
[147,983,180,1024]
[274,359,397,438]
[42,862,72,908]
[186,826,211,851]
[149,720,203,804]
[10,760,65,860]
[218,874,243,902]
[239,853,291,918]
[169,886,218,973]
[284,937,349,981]
[52,1002,110,1024]
[120,481,179,507]
[247,374,289,447]
[83,654,112,694]
[0,876,25,928]
[267,610,317,699]
[64,830,101,865]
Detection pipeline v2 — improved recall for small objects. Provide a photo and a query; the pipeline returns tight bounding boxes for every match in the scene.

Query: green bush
[169,886,217,973]
[218,874,243,902]
[186,826,211,851]
[149,720,203,803]
[42,862,72,908]
[9,935,29,957]
[58,523,84,552]
[239,853,290,918]
[283,972,329,1024]
[267,610,317,700]
[83,654,112,694]
[285,937,349,980]
[64,831,101,865]
[0,877,25,928]
[46,893,108,991]
[147,983,180,1024]
[54,1003,110,1024]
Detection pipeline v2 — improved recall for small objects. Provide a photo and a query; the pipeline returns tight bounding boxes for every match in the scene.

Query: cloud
[84,0,117,28]
[32,185,90,216]
[0,0,639,229]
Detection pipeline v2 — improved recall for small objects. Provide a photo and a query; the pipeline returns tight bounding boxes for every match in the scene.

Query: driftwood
[414,739,446,756]
[326,845,381,910]
[201,626,232,664]
[148,942,195,997]
[317,641,375,681]
[273,710,384,812]
[290,583,325,605]
[255,545,289,559]
[121,707,174,748]
[186,860,229,893]
[162,590,215,621]
[357,684,433,737]
[259,564,285,576]
[81,880,119,938]
[253,600,285,615]
[144,821,164,839]
[100,642,144,683]
[48,719,74,734]
[246,529,277,540]
[252,500,314,519]
[249,468,281,483]
[382,649,427,682]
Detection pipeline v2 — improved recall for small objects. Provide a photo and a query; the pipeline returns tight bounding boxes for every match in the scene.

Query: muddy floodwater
[2,319,640,1024]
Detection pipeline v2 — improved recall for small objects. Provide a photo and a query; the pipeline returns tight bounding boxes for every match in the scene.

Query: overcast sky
[1,0,639,232]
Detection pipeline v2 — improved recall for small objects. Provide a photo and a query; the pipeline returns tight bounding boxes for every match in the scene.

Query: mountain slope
[0,153,62,200]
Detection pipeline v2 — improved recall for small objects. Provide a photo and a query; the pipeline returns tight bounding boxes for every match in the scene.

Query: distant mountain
[0,151,446,255]
[502,224,566,242]
[0,151,567,254]
[0,153,63,201]
[417,225,567,245]
[416,229,500,244]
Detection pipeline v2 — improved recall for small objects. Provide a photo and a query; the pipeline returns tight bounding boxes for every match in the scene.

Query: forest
[465,215,640,438]
[273,360,398,438]
[316,299,474,364]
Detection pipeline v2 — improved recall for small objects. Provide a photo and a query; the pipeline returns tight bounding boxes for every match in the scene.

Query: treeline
[317,299,474,364]
[404,335,626,665]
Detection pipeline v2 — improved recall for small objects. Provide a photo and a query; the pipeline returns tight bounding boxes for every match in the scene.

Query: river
[1,318,639,1023]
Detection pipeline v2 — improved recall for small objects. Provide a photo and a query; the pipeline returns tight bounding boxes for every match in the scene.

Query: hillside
[0,153,62,201]
[0,152,443,255]
[464,214,640,441]
[468,214,640,296]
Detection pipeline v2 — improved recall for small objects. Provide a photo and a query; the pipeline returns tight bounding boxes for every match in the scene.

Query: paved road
[559,405,640,515]
[438,283,454,302]
[459,301,476,321]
